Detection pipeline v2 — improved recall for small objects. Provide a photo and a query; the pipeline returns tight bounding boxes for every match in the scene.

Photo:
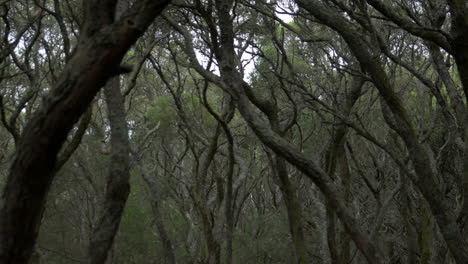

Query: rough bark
[54,107,92,173]
[366,0,452,53]
[0,1,169,263]
[224,130,235,264]
[234,89,383,264]
[140,167,177,264]
[276,157,308,264]
[324,76,364,264]
[200,88,236,264]
[216,1,308,264]
[447,0,468,243]
[212,0,383,263]
[271,119,308,264]
[167,1,382,262]
[295,0,468,262]
[249,83,308,263]
[365,0,468,246]
[401,179,419,264]
[87,77,131,264]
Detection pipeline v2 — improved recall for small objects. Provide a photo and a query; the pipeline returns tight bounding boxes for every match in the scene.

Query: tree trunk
[87,77,131,264]
[275,156,308,264]
[451,30,468,246]
[0,2,169,262]
[324,76,363,264]
[400,177,419,264]
[140,160,176,264]
[295,1,468,262]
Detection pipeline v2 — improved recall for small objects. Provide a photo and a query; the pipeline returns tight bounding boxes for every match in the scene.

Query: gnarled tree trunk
[87,77,131,264]
[0,1,169,263]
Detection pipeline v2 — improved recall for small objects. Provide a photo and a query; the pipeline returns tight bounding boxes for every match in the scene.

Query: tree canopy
[1,0,468,263]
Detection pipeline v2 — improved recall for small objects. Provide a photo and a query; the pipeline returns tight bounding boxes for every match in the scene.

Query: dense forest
[1,0,468,263]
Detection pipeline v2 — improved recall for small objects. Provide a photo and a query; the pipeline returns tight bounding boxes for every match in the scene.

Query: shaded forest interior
[1,0,468,263]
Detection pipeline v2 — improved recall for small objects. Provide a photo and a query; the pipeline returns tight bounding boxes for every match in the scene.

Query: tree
[2,0,468,263]
[0,1,169,263]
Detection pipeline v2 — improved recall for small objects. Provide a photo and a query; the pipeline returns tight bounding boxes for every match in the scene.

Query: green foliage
[115,176,159,262]
[145,92,218,136]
